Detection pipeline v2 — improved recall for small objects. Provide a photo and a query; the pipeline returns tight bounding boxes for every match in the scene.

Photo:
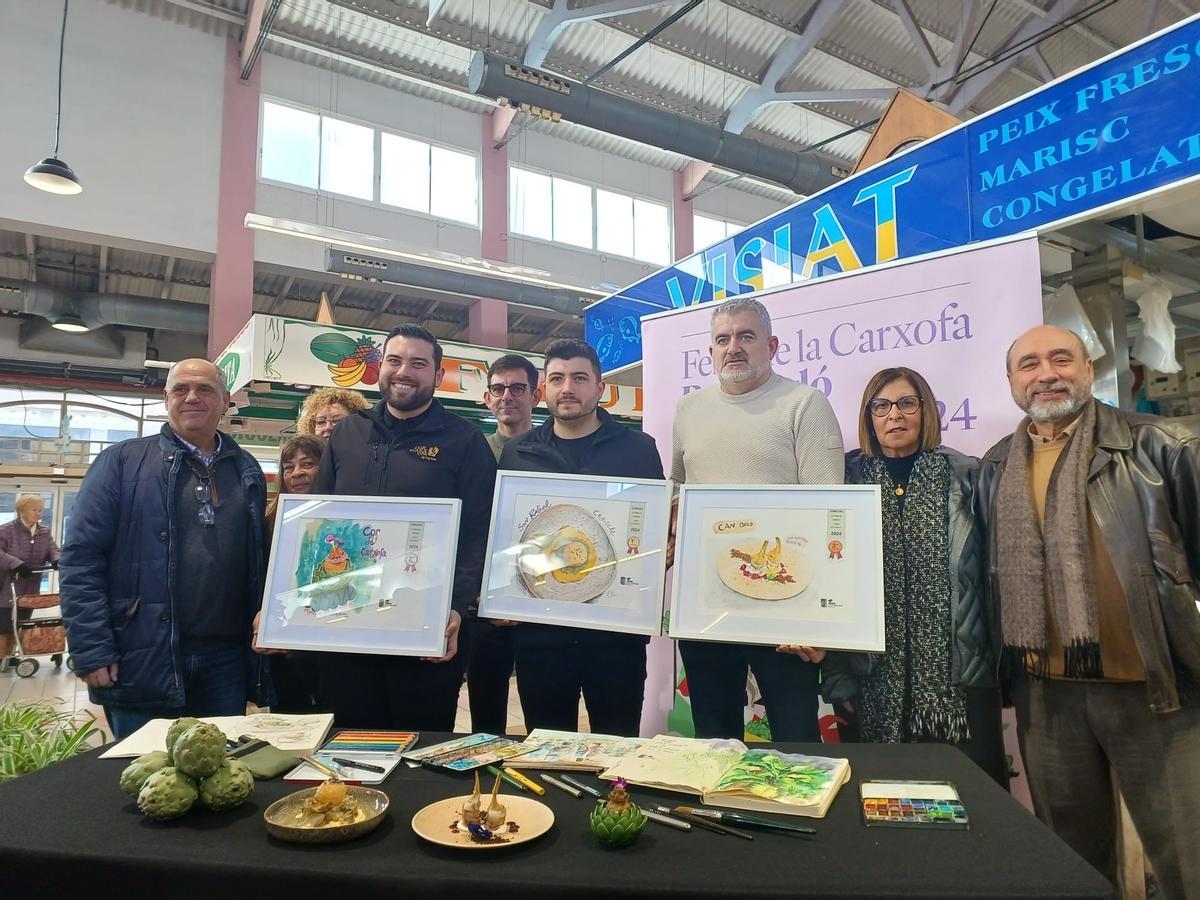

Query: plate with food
[716,536,811,601]
[515,504,616,603]
[411,772,554,850]
[264,780,389,843]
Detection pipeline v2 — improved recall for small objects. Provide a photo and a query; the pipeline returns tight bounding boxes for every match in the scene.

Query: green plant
[0,700,104,782]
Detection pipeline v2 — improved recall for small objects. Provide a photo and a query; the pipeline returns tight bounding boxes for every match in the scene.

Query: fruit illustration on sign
[310,333,384,387]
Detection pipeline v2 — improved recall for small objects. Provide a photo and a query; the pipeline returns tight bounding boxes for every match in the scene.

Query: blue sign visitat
[586,13,1200,372]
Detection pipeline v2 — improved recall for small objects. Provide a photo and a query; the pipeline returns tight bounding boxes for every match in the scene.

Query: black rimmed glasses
[487,383,532,398]
[194,476,215,527]
[869,395,922,417]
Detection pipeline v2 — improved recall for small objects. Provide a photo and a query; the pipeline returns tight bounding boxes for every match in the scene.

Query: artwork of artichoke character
[589,778,646,847]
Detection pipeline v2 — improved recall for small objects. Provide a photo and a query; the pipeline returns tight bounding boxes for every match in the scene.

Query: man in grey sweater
[671,297,844,742]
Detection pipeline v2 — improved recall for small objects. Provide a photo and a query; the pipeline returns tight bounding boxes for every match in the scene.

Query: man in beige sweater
[671,296,844,741]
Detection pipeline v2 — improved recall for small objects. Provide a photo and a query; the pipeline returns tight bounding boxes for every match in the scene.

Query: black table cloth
[0,736,1111,899]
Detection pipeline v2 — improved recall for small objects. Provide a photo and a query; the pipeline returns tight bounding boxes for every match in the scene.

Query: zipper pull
[372,442,380,462]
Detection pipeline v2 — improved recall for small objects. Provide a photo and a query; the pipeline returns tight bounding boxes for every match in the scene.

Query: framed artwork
[478,472,673,637]
[255,494,461,657]
[668,485,885,652]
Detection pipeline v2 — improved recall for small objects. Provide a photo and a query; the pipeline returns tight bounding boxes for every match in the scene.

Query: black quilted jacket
[821,446,997,704]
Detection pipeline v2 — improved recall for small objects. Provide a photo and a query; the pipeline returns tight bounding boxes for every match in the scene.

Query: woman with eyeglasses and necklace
[297,387,371,442]
[821,367,1007,786]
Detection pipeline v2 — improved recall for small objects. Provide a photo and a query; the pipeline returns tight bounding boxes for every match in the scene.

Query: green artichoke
[198,759,254,811]
[172,722,226,779]
[137,767,198,820]
[589,779,647,847]
[164,716,201,761]
[120,751,173,798]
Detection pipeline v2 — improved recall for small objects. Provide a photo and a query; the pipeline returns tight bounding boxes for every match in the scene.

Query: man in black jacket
[499,339,664,736]
[311,324,497,730]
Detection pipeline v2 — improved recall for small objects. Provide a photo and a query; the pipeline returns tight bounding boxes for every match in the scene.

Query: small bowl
[264,785,389,844]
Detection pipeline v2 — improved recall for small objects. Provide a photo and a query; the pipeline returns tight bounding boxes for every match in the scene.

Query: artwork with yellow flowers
[669,485,886,652]
[257,494,461,656]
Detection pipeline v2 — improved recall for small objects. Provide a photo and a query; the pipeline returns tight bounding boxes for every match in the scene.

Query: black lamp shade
[24,157,82,194]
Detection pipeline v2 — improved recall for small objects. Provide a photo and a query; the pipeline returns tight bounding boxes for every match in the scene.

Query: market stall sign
[586,13,1200,373]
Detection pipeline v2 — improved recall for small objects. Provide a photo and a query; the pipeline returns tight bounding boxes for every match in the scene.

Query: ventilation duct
[325,249,590,316]
[18,318,128,358]
[0,279,209,334]
[467,51,837,196]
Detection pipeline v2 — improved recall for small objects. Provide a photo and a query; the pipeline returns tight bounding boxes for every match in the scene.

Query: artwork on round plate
[478,473,672,637]
[715,536,813,601]
[516,504,616,603]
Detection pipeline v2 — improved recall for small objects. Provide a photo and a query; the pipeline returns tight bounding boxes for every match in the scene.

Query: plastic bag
[1043,284,1107,361]
[1132,283,1181,373]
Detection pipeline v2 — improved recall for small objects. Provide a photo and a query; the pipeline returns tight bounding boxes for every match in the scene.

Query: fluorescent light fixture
[244,214,606,298]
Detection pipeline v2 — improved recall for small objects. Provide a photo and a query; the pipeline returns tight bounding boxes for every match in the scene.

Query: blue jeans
[104,644,246,740]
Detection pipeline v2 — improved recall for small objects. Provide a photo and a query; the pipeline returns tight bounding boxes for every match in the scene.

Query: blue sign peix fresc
[586,14,1200,373]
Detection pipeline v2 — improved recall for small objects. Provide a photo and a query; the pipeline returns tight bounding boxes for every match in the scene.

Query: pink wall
[208,36,260,360]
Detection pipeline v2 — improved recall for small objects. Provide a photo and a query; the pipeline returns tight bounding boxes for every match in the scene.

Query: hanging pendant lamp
[24,0,82,195]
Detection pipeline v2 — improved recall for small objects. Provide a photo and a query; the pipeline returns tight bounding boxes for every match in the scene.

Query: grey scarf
[995,399,1102,678]
[859,451,968,744]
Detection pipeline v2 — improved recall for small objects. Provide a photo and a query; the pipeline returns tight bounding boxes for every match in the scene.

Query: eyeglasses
[193,473,215,527]
[487,383,532,397]
[869,395,922,417]
[313,415,346,428]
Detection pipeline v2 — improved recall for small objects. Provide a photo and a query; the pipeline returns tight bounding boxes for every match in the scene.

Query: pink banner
[642,235,1045,461]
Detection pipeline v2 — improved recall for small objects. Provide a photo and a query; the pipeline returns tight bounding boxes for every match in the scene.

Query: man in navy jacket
[311,324,497,730]
[61,359,269,739]
[499,339,664,736]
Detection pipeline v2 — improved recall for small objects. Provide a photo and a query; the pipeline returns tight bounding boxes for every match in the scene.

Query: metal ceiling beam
[524,0,681,69]
[892,0,938,77]
[160,256,176,300]
[97,245,109,294]
[240,0,283,80]
[947,0,1086,114]
[1063,220,1200,286]
[25,234,37,284]
[267,275,295,315]
[724,0,842,134]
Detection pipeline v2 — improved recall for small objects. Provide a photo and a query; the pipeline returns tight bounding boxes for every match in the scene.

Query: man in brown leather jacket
[981,324,1200,899]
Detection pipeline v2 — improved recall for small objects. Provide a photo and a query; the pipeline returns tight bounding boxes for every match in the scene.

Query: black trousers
[833,687,1009,788]
[678,640,820,742]
[513,639,647,737]
[464,616,515,735]
[316,651,465,731]
[268,652,321,714]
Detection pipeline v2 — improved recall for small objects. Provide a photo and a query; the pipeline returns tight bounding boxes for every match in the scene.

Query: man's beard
[1022,378,1092,422]
[551,396,597,421]
[717,359,767,386]
[385,379,435,413]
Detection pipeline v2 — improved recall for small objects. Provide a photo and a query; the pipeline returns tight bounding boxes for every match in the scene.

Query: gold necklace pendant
[895,485,905,496]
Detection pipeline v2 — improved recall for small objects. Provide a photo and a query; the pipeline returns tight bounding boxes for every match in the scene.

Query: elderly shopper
[0,494,60,668]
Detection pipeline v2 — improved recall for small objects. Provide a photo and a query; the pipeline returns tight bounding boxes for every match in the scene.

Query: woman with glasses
[821,367,1006,786]
[296,387,371,441]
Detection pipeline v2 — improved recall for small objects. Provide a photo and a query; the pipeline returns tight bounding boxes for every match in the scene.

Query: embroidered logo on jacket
[410,445,441,461]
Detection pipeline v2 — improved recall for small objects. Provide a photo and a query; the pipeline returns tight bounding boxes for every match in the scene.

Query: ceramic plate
[411,794,554,850]
[516,504,616,603]
[264,785,389,844]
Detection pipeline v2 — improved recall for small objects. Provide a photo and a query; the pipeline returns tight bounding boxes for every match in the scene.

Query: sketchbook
[599,734,850,818]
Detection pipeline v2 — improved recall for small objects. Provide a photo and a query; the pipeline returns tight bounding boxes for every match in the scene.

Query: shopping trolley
[3,567,71,678]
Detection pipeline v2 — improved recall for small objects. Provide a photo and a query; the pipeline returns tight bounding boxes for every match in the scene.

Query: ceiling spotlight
[51,314,90,333]
[25,1,82,196]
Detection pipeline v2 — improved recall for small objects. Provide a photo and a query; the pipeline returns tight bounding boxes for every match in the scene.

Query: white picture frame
[478,471,673,637]
[255,494,461,657]
[668,484,885,652]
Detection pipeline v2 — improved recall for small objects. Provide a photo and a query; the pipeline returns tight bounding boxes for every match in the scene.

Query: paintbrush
[655,805,753,840]
[674,806,817,835]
